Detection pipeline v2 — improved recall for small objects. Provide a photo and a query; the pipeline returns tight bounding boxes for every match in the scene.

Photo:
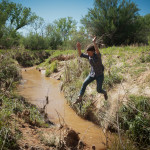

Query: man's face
[87,51,94,57]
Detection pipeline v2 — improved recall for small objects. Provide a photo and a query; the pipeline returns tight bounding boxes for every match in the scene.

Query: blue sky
[10,0,94,26]
[132,0,150,15]
[8,0,150,34]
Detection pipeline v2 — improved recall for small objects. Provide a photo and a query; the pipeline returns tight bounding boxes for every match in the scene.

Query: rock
[22,124,25,128]
[23,110,30,116]
[78,141,86,149]
[0,99,2,106]
[64,129,80,148]
[17,112,22,118]
[92,145,96,150]
[24,143,29,149]
[30,146,43,150]
[57,75,61,80]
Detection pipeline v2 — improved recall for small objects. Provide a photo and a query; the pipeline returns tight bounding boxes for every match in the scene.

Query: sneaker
[104,92,108,100]
[73,96,82,104]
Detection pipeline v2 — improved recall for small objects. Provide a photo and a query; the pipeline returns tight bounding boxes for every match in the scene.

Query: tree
[81,0,143,46]
[23,32,48,50]
[68,26,91,50]
[0,0,13,39]
[45,23,62,50]
[9,3,37,31]
[140,14,150,44]
[54,17,77,42]
[0,0,37,48]
[30,16,45,36]
[143,14,150,38]
[0,0,37,31]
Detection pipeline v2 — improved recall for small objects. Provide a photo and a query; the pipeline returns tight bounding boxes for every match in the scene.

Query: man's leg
[79,75,95,96]
[96,73,108,100]
[74,75,95,104]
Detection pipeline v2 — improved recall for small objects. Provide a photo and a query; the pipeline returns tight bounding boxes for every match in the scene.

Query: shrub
[119,95,150,149]
[23,33,48,50]
[140,53,150,63]
[45,60,58,77]
[0,96,20,149]
[13,49,50,67]
[103,68,123,90]
[0,54,21,90]
[0,127,20,150]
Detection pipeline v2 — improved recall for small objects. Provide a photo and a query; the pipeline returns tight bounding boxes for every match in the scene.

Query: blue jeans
[79,73,106,96]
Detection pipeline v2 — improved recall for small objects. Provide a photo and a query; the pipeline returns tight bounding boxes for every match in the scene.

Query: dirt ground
[13,116,87,150]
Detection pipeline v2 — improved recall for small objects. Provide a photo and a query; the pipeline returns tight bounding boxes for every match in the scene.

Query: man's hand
[92,36,97,43]
[76,42,81,56]
[92,36,100,54]
[76,42,81,50]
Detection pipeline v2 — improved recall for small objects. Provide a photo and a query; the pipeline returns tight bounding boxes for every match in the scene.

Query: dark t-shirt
[80,53,104,77]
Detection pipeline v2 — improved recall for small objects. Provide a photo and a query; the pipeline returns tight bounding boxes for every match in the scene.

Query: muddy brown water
[18,67,110,150]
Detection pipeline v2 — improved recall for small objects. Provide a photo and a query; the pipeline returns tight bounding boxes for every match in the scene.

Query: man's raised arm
[93,36,100,54]
[76,42,82,56]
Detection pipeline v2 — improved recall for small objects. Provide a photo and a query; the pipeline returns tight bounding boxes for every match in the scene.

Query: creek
[18,67,110,150]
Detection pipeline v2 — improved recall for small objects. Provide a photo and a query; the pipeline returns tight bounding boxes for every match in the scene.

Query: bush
[140,53,150,63]
[119,95,150,149]
[23,33,48,50]
[13,49,50,67]
[45,60,58,77]
[0,127,20,150]
[0,54,21,90]
[103,68,123,90]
